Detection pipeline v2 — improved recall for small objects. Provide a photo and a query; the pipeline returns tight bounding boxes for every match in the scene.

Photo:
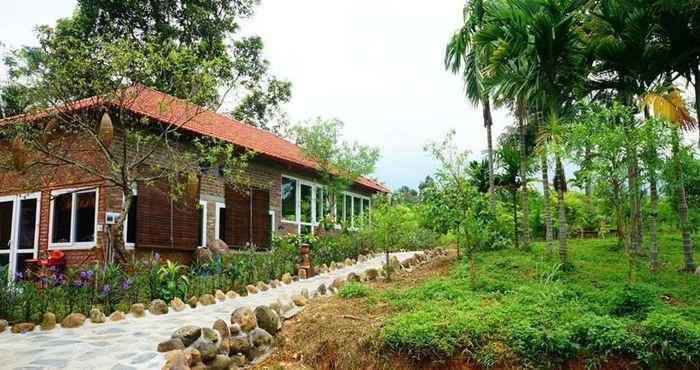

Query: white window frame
[48,187,99,250]
[0,192,41,279]
[198,200,207,247]
[214,202,225,241]
[281,175,324,234]
[269,210,276,239]
[341,191,371,229]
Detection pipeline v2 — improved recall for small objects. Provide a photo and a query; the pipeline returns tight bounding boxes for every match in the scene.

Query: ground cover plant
[378,235,700,369]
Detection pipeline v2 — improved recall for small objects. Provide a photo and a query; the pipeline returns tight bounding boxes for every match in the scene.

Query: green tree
[496,144,524,247]
[446,0,497,212]
[1,0,292,131]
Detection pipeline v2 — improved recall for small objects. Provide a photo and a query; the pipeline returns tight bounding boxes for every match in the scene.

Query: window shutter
[251,187,271,249]
[136,178,199,250]
[225,184,250,247]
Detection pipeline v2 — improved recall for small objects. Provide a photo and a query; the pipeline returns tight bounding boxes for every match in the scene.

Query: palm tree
[475,0,586,263]
[643,85,698,272]
[496,144,523,247]
[446,0,497,213]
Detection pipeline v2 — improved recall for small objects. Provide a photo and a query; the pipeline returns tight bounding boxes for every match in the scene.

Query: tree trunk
[612,181,624,249]
[694,65,700,148]
[541,151,553,255]
[555,156,568,265]
[512,190,519,248]
[672,130,696,272]
[518,99,530,250]
[649,172,658,273]
[584,144,593,212]
[627,148,641,256]
[107,190,133,264]
[484,100,496,213]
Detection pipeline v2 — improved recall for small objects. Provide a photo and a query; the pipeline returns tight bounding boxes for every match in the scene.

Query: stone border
[159,249,448,369]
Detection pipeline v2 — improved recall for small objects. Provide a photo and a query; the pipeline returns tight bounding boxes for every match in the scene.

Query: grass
[377,234,700,369]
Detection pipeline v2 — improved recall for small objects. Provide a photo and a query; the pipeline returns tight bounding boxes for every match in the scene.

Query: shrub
[339,282,372,299]
[608,284,658,319]
[641,312,700,366]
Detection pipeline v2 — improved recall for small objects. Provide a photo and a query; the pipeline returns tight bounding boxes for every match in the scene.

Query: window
[281,177,297,221]
[300,183,313,224]
[315,188,323,223]
[344,194,352,224]
[197,200,207,247]
[125,196,138,248]
[214,202,226,241]
[49,188,98,249]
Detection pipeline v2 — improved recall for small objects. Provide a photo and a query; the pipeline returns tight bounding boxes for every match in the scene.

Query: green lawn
[375,235,700,369]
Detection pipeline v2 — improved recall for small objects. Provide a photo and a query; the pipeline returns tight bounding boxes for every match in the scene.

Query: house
[0,86,388,276]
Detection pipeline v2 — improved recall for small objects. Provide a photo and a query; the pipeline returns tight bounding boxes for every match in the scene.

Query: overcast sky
[0,0,512,190]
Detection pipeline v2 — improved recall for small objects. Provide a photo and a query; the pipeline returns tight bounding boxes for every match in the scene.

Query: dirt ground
[254,251,458,370]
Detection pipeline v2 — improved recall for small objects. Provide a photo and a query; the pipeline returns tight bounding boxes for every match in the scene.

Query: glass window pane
[362,199,370,214]
[300,184,312,224]
[126,196,137,244]
[281,177,297,221]
[0,254,8,268]
[52,193,72,243]
[0,201,13,251]
[18,199,37,250]
[353,197,361,224]
[344,195,352,224]
[15,253,34,277]
[315,188,323,223]
[75,192,96,243]
[218,207,226,241]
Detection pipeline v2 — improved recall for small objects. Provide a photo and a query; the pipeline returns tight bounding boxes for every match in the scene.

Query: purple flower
[74,279,83,287]
[14,272,23,279]
[101,284,111,294]
[79,270,93,279]
[121,278,132,290]
[154,252,160,262]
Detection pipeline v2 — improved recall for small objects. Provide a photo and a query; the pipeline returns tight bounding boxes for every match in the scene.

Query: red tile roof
[1,85,389,193]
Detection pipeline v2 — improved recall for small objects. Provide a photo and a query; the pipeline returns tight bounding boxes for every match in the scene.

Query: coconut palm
[445,0,498,213]
[475,0,586,263]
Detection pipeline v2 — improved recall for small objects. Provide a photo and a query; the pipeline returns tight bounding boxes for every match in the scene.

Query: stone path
[1,252,420,370]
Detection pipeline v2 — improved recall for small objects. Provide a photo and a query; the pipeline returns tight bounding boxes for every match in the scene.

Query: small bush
[339,282,372,299]
[608,284,658,318]
[641,312,700,366]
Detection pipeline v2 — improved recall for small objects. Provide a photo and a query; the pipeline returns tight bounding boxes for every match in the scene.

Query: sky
[0,0,512,190]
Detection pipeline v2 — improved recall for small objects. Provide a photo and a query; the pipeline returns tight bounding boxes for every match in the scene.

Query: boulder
[249,327,273,348]
[226,290,238,299]
[210,239,230,256]
[199,294,216,306]
[206,355,232,370]
[292,294,306,307]
[110,311,126,321]
[231,307,257,332]
[329,261,337,270]
[281,273,293,284]
[61,313,86,328]
[230,353,247,367]
[149,299,169,315]
[194,331,219,362]
[184,347,202,367]
[130,303,146,318]
[269,302,282,315]
[270,280,280,289]
[347,272,361,283]
[245,285,259,294]
[229,333,251,355]
[319,264,329,273]
[172,325,202,347]
[41,312,56,330]
[89,308,106,323]
[0,319,7,333]
[317,283,327,296]
[11,322,35,334]
[171,297,187,312]
[162,350,189,370]
[229,323,241,336]
[188,296,199,308]
[344,258,353,266]
[301,287,310,299]
[213,319,230,340]
[158,338,186,353]
[256,281,269,292]
[215,290,227,301]
[331,277,345,290]
[194,247,213,264]
[365,268,379,281]
[255,306,281,335]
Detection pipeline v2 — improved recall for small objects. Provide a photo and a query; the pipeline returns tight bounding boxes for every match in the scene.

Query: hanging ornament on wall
[98,111,114,148]
[185,172,199,200]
